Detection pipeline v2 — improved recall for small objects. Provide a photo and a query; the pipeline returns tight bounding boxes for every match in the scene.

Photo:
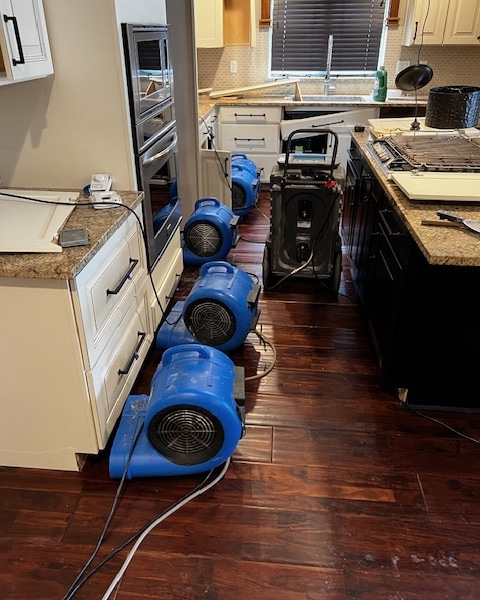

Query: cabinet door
[403,0,449,45]
[0,0,53,82]
[195,0,223,47]
[443,0,480,44]
[200,148,232,209]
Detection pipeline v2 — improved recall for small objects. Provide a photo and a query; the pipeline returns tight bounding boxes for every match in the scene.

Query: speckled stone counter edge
[0,191,144,280]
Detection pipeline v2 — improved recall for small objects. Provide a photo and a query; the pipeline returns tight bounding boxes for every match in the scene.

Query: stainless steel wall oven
[122,23,181,269]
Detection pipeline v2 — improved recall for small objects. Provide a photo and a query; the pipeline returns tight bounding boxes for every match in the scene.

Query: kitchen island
[0,190,182,471]
[344,131,480,410]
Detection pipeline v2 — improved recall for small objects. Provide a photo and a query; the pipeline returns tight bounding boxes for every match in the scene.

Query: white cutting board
[368,117,480,137]
[391,172,480,202]
[0,189,79,252]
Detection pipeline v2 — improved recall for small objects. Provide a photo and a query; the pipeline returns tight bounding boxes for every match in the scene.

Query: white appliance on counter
[365,119,480,202]
[0,190,78,253]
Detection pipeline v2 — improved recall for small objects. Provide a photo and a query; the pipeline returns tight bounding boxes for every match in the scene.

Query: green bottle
[373,66,387,102]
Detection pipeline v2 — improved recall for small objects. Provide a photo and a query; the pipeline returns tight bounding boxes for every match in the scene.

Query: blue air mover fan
[182,197,240,266]
[231,157,259,217]
[156,261,260,353]
[109,344,245,479]
[231,153,259,178]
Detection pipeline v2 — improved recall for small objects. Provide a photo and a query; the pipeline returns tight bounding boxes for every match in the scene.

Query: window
[271,0,388,77]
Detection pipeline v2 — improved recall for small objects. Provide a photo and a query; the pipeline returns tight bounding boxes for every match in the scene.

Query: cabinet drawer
[220,123,280,154]
[88,286,152,447]
[75,213,148,364]
[219,106,282,123]
[247,153,281,182]
[150,241,184,328]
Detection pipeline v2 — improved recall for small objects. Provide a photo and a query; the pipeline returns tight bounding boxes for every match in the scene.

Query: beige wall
[0,0,166,190]
[197,3,480,96]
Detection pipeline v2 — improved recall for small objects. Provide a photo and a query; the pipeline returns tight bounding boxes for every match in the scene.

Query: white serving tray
[0,189,79,253]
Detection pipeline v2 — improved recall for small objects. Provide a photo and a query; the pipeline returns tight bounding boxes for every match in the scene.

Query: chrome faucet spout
[324,34,335,95]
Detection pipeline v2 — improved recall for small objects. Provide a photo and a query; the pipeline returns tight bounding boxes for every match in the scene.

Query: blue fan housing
[182,197,239,266]
[231,153,260,177]
[156,261,260,353]
[109,344,245,479]
[231,162,259,217]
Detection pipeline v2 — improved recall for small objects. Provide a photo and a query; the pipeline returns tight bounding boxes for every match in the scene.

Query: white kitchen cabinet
[195,0,223,47]
[217,106,283,183]
[0,206,153,471]
[198,107,233,207]
[0,0,53,85]
[194,0,256,48]
[403,0,480,46]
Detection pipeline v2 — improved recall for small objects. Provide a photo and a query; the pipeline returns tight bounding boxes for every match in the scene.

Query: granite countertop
[0,190,144,280]
[197,94,427,120]
[351,130,480,267]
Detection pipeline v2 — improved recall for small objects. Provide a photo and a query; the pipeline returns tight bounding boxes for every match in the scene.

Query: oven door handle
[142,134,177,166]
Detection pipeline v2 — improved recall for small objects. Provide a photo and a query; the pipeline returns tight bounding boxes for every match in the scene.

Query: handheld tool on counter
[421,211,480,235]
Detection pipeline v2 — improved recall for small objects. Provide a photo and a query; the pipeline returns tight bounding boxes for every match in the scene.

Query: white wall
[0,0,166,190]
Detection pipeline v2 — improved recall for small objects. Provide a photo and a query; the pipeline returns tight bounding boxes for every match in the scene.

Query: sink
[300,95,366,103]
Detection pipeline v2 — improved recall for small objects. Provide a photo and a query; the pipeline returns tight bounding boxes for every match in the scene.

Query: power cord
[245,328,277,381]
[61,416,146,600]
[399,402,480,444]
[100,457,231,600]
[62,465,219,599]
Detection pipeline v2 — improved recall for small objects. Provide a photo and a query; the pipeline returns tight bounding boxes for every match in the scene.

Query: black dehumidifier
[263,128,343,292]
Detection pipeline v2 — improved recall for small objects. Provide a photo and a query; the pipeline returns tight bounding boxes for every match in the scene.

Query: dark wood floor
[2,190,480,599]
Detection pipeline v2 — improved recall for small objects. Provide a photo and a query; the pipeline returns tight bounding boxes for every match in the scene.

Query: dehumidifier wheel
[262,245,278,290]
[328,238,343,293]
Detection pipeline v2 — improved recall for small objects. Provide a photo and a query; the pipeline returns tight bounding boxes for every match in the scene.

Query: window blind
[271,0,386,75]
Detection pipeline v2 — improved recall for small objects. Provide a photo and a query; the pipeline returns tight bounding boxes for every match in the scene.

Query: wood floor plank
[3,187,480,599]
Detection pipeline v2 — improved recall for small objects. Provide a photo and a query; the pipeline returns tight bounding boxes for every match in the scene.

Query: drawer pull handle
[106,258,139,296]
[234,113,266,118]
[3,15,25,66]
[234,137,265,142]
[118,331,147,376]
[312,119,344,128]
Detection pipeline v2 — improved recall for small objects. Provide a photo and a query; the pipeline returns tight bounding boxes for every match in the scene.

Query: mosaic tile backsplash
[197,27,480,97]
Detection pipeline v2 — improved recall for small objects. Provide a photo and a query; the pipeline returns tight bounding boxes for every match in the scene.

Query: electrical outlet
[230,60,237,74]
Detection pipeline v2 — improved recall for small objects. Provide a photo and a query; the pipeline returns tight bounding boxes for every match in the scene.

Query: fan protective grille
[147,405,224,465]
[232,182,246,211]
[184,299,236,346]
[185,221,222,257]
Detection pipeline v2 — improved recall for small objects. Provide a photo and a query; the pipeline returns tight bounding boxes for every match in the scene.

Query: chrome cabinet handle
[3,15,25,65]
[106,258,138,295]
[118,332,147,376]
[142,135,177,166]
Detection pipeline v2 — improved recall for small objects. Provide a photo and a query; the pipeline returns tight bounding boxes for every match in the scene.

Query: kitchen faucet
[324,34,335,95]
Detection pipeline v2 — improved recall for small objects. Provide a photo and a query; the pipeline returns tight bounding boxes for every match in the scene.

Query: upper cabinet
[403,0,480,45]
[195,0,256,48]
[0,0,53,85]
